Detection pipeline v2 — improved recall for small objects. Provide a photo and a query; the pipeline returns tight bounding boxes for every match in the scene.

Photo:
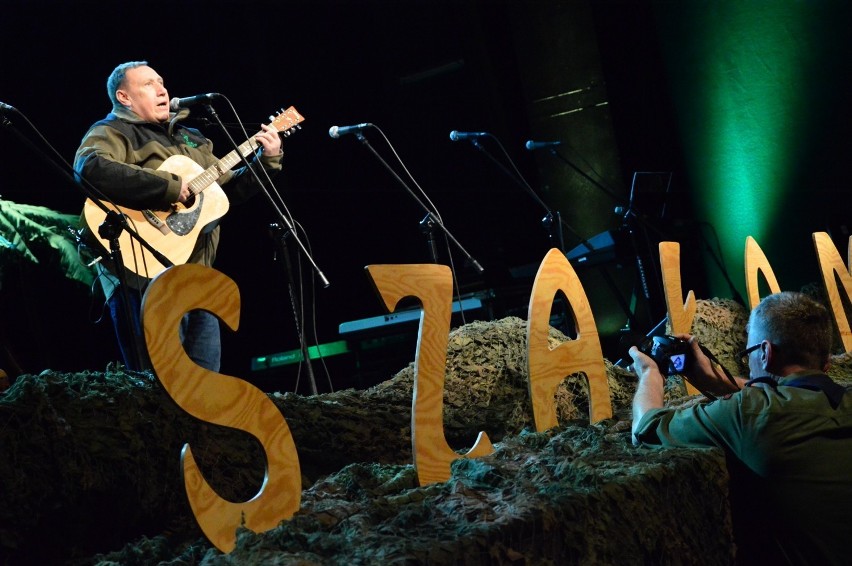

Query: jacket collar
[746,372,847,409]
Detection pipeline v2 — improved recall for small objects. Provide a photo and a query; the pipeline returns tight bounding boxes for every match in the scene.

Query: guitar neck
[188,134,263,195]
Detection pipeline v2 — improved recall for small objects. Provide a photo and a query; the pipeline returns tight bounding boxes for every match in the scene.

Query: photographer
[629,291,852,564]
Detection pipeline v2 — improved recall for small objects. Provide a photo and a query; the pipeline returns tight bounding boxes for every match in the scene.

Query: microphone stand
[469,139,574,253]
[201,103,330,287]
[541,146,666,330]
[199,102,327,396]
[269,222,318,395]
[466,137,643,332]
[355,132,484,273]
[464,137,592,334]
[97,212,159,370]
[1,106,173,370]
[619,207,656,327]
[419,213,441,264]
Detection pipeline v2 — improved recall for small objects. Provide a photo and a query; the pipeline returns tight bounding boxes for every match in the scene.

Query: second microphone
[329,123,372,138]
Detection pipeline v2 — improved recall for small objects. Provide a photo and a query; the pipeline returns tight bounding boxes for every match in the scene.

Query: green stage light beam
[655,1,819,299]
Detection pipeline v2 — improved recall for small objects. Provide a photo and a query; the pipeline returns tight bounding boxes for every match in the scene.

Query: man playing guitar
[74,61,284,372]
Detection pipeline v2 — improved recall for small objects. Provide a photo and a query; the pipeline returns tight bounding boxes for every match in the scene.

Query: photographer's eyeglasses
[738,343,761,365]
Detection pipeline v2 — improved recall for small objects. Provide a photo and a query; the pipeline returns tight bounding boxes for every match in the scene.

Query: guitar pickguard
[164,193,205,236]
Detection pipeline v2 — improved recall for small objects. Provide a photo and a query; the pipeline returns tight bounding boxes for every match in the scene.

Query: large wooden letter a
[527,248,611,430]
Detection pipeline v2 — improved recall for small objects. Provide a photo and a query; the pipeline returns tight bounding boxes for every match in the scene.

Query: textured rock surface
[1,298,849,564]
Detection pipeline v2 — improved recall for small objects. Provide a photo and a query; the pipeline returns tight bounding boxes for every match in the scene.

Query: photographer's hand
[675,334,744,395]
[629,346,665,445]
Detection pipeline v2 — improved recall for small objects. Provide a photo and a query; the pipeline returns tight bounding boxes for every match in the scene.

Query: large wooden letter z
[366,264,493,486]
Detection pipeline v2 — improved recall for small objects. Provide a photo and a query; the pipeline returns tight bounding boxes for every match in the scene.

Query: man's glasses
[737,343,761,365]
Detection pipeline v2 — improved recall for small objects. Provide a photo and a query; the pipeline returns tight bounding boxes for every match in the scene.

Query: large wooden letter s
[142,264,300,553]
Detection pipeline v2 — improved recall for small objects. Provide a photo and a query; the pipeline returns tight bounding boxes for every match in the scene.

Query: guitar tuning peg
[268,115,274,122]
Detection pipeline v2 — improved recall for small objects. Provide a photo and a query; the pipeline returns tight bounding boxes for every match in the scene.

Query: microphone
[525,140,562,151]
[169,93,219,111]
[328,123,371,138]
[0,101,16,112]
[449,130,488,141]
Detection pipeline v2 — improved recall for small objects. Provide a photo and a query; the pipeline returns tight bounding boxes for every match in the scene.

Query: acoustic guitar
[82,106,304,278]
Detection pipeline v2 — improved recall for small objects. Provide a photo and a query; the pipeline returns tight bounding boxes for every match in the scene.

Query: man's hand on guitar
[256,123,283,156]
[178,182,193,204]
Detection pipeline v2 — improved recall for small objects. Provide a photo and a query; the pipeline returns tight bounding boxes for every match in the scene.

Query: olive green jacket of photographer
[634,372,852,565]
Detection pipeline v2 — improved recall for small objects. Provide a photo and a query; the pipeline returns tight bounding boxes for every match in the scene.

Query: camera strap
[687,343,741,401]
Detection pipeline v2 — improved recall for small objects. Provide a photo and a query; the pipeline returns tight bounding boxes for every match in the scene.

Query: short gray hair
[106,61,148,108]
[749,291,833,369]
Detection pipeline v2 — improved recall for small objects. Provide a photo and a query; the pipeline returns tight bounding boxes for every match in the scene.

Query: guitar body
[83,154,230,278]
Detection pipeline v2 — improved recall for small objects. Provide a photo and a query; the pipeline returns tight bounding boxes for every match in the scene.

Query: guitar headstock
[269,106,305,136]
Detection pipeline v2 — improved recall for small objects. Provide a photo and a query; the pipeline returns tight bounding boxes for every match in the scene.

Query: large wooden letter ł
[659,242,698,395]
[527,248,611,429]
[813,231,852,351]
[366,264,493,486]
[142,264,301,553]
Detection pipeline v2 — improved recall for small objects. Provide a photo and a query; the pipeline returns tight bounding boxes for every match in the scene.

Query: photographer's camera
[637,335,691,375]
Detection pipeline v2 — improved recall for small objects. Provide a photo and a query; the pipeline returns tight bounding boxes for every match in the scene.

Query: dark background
[0,0,790,392]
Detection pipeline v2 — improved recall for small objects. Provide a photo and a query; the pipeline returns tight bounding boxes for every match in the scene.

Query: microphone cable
[208,95,336,392]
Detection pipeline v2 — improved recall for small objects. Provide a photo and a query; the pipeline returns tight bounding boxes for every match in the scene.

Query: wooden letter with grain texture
[744,236,781,310]
[142,264,301,553]
[813,231,852,352]
[659,242,698,395]
[366,264,493,486]
[527,248,611,429]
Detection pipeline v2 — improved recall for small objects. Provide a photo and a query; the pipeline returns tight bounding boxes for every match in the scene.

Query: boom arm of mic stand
[1,112,175,271]
[469,140,593,254]
[2,107,174,370]
[356,133,484,273]
[472,140,550,211]
[422,211,484,273]
[546,147,623,204]
[202,103,330,288]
